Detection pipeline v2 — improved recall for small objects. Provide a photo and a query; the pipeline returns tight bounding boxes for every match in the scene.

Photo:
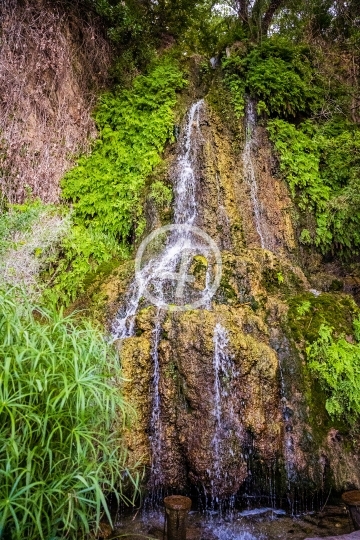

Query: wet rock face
[105,96,360,503]
[120,304,282,497]
[170,309,281,496]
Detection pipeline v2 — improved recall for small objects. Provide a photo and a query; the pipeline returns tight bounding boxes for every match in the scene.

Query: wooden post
[164,495,192,540]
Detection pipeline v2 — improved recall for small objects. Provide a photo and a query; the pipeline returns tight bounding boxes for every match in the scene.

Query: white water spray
[211,323,240,499]
[243,99,269,250]
[112,99,214,339]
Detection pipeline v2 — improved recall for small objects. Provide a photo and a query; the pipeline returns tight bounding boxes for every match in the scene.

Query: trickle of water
[243,99,269,250]
[211,323,240,502]
[148,314,163,489]
[112,99,213,340]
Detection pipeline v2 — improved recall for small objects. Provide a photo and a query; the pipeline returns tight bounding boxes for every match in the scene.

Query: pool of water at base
[110,505,353,540]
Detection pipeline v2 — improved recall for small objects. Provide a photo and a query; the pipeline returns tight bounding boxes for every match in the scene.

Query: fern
[42,56,186,306]
[307,320,360,424]
[268,118,360,256]
[62,56,186,244]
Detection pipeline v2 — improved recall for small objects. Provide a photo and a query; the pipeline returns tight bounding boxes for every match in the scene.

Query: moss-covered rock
[287,292,359,344]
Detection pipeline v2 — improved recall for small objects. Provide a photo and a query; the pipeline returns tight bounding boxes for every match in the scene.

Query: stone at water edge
[305,532,360,539]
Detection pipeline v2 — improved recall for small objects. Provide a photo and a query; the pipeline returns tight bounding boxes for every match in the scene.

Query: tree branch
[261,0,286,35]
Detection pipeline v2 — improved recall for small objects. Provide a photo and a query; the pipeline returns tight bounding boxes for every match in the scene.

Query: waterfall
[112,99,214,339]
[243,99,269,250]
[148,314,163,490]
[210,323,240,502]
[113,99,218,493]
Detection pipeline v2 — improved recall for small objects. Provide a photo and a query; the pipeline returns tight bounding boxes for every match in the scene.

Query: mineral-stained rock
[92,95,360,504]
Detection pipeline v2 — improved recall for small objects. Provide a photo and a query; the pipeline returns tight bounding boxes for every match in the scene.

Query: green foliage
[296,300,311,316]
[42,224,126,307]
[245,42,322,117]
[62,56,186,245]
[224,74,246,118]
[0,288,140,540]
[149,181,172,210]
[223,37,324,118]
[0,201,45,257]
[268,118,360,255]
[267,119,328,209]
[307,320,360,424]
[54,57,185,305]
[90,0,204,43]
[287,292,358,344]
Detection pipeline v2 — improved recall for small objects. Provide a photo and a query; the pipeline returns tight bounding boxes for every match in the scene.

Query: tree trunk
[261,0,285,35]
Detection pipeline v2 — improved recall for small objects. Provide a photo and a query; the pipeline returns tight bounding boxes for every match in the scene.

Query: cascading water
[148,314,163,490]
[243,99,270,251]
[113,99,218,493]
[112,99,212,340]
[210,323,241,504]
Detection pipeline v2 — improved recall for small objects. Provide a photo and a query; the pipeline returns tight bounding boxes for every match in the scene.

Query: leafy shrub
[62,56,186,245]
[42,224,126,307]
[223,37,324,118]
[246,54,321,117]
[149,180,172,210]
[267,119,329,210]
[307,321,360,424]
[0,288,140,540]
[268,118,360,256]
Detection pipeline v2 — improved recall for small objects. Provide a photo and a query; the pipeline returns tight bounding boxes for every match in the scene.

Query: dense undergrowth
[268,118,360,256]
[307,321,360,425]
[222,34,360,258]
[0,288,140,540]
[62,55,185,243]
[0,56,186,307]
[50,55,185,306]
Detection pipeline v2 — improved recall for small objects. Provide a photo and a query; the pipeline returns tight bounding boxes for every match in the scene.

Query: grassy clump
[0,200,46,257]
[0,288,140,540]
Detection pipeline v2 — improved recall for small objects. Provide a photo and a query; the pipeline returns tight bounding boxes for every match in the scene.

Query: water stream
[210,323,242,506]
[148,314,164,490]
[113,99,216,494]
[243,99,270,250]
[112,99,211,340]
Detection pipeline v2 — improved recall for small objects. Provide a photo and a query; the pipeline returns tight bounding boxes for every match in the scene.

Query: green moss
[218,273,239,305]
[206,72,243,147]
[284,292,360,441]
[261,262,302,297]
[82,257,122,289]
[164,361,177,380]
[304,362,349,443]
[287,292,358,344]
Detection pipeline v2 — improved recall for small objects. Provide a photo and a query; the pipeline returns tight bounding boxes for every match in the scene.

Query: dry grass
[0,0,111,204]
[0,207,70,297]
